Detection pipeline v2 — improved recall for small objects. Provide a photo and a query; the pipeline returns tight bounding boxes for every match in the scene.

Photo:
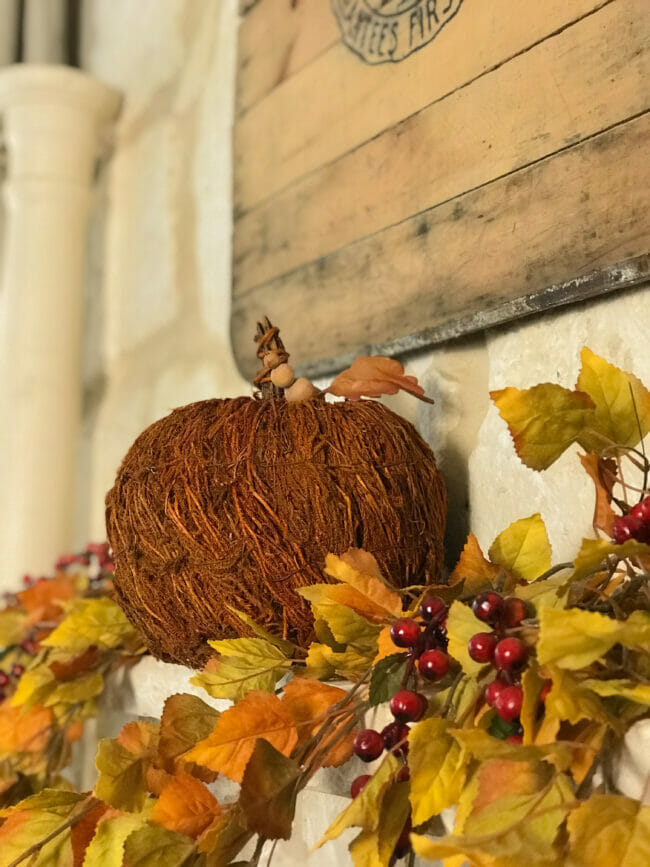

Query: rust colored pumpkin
[105,323,446,667]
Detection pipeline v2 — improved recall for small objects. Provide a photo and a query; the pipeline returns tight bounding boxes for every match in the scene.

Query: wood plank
[233,0,611,213]
[236,0,339,116]
[231,112,650,380]
[233,0,649,295]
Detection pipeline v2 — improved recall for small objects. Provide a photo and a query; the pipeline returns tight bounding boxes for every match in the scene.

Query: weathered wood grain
[232,112,650,379]
[234,0,648,295]
[236,0,339,115]
[233,0,611,213]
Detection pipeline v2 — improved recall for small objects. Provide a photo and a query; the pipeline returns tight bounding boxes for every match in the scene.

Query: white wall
[78,0,650,569]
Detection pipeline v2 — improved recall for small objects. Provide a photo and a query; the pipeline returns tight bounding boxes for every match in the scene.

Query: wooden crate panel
[234,0,607,213]
[233,0,648,295]
[232,113,650,380]
[236,0,339,115]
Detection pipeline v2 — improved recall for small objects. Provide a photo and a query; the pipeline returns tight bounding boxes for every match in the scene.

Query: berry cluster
[0,662,26,703]
[469,591,529,724]
[56,542,114,576]
[613,496,650,544]
[350,596,451,860]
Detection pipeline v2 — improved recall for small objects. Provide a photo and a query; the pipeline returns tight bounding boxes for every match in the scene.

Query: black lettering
[409,7,423,46]
[368,20,382,54]
[426,0,438,29]
[377,22,389,57]
[442,0,454,11]
[340,0,359,22]
[388,21,399,56]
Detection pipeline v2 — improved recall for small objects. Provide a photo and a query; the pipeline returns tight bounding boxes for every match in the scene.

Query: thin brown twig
[7,794,100,867]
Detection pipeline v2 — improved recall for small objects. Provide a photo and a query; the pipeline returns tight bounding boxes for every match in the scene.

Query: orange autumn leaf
[65,720,84,744]
[328,356,434,403]
[0,704,53,753]
[50,646,99,682]
[324,551,403,620]
[71,801,109,867]
[116,720,158,756]
[339,548,383,578]
[17,575,76,623]
[145,764,175,796]
[184,691,298,783]
[449,533,502,594]
[579,452,617,535]
[374,626,398,663]
[151,772,223,839]
[282,677,355,767]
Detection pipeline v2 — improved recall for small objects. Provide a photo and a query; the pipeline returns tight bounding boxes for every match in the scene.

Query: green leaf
[571,537,650,582]
[368,654,408,707]
[577,347,650,451]
[197,804,251,863]
[158,693,220,764]
[489,514,551,582]
[122,823,196,867]
[316,754,400,846]
[83,813,145,867]
[226,606,295,655]
[192,638,291,701]
[43,598,140,652]
[566,794,650,866]
[537,607,650,669]
[491,383,595,470]
[94,739,147,812]
[408,719,467,825]
[239,738,300,840]
[446,601,489,677]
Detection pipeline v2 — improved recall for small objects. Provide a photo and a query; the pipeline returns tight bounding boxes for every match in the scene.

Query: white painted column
[0,65,120,587]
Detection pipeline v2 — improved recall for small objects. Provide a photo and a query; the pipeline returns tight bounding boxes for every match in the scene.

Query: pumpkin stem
[253,317,290,398]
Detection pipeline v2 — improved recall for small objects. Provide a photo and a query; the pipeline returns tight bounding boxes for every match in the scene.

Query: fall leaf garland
[1,348,650,865]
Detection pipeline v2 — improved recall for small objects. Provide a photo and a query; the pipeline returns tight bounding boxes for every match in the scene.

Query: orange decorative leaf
[579,452,617,535]
[374,626,398,663]
[0,704,53,753]
[339,549,383,578]
[184,691,298,783]
[49,646,99,682]
[282,677,355,767]
[324,552,403,620]
[328,356,433,403]
[65,720,85,744]
[17,575,76,623]
[116,721,158,757]
[449,534,502,594]
[71,802,109,867]
[151,772,222,839]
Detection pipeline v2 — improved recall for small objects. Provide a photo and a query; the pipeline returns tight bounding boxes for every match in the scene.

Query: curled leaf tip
[327,356,434,403]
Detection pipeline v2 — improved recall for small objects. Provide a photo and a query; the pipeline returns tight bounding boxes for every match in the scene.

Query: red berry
[390,618,421,648]
[353,729,384,762]
[495,685,523,721]
[390,690,427,723]
[0,671,9,688]
[539,681,552,702]
[506,734,523,745]
[418,649,449,680]
[630,497,650,523]
[419,596,447,622]
[350,774,371,798]
[21,639,38,655]
[494,637,527,671]
[381,721,410,756]
[396,765,410,783]
[11,664,24,678]
[613,514,646,544]
[502,597,528,628]
[485,678,507,707]
[472,591,503,624]
[468,631,498,664]
[22,574,33,587]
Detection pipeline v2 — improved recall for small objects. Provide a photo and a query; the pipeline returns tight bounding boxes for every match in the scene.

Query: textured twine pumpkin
[105,323,446,667]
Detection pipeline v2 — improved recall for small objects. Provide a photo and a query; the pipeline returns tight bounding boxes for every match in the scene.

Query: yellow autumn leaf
[192,637,292,701]
[488,514,551,582]
[571,536,650,582]
[158,693,219,766]
[184,691,298,783]
[542,666,614,729]
[0,704,53,753]
[537,607,650,669]
[408,719,467,825]
[566,794,650,866]
[94,738,150,812]
[320,644,376,679]
[581,678,650,706]
[449,534,503,594]
[122,824,196,867]
[150,772,222,838]
[0,609,28,648]
[303,642,336,680]
[348,781,411,867]
[449,729,571,771]
[298,585,381,647]
[42,597,141,652]
[491,383,595,470]
[226,606,295,655]
[373,626,398,663]
[577,347,650,450]
[0,809,74,867]
[83,813,145,867]
[324,551,403,619]
[316,754,400,846]
[446,601,489,677]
